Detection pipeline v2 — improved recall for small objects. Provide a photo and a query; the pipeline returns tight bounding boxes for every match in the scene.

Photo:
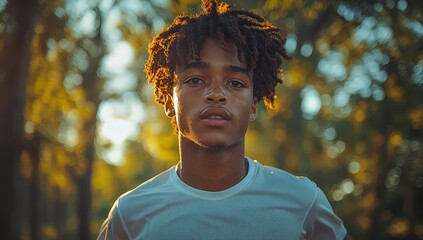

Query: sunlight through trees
[0,0,422,239]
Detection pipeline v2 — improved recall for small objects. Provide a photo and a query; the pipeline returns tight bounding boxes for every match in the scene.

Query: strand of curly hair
[144,0,291,108]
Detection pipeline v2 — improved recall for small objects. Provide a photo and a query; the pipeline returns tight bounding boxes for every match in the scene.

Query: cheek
[172,89,183,113]
[173,96,191,125]
[234,91,255,111]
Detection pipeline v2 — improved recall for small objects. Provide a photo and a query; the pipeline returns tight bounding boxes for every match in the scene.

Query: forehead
[176,38,248,72]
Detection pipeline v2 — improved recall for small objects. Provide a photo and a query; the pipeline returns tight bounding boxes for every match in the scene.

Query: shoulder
[246,159,321,215]
[250,160,347,239]
[98,168,177,239]
[302,186,347,239]
[252,160,318,199]
[119,167,174,202]
[113,167,176,216]
[98,198,130,239]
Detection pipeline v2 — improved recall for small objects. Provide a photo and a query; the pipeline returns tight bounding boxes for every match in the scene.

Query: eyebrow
[224,65,251,78]
[181,61,210,73]
[180,61,251,79]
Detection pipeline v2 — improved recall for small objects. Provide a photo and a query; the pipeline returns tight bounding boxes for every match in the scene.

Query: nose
[205,84,227,104]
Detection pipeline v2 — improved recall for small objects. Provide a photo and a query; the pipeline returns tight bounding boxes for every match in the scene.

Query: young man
[98,0,351,239]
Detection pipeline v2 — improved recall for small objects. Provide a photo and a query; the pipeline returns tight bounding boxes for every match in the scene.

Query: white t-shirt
[98,157,347,240]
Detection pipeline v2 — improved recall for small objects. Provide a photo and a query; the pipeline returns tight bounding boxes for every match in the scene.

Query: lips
[199,107,231,127]
[200,107,231,120]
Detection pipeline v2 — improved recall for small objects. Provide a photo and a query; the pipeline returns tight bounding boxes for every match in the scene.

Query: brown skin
[165,38,257,191]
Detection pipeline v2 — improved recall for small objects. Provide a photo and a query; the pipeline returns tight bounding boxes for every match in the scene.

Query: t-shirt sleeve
[97,199,130,240]
[302,184,347,240]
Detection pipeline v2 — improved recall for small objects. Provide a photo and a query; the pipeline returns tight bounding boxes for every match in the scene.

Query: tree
[0,0,39,239]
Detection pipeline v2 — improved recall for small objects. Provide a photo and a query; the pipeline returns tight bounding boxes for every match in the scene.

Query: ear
[164,94,175,118]
[249,97,258,121]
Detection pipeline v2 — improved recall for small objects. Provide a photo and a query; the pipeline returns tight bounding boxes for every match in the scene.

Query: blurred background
[0,0,422,239]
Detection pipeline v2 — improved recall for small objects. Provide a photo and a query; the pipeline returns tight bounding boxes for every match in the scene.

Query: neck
[177,135,248,191]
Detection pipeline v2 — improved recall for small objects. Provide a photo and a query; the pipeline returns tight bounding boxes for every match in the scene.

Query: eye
[227,80,246,88]
[185,77,205,85]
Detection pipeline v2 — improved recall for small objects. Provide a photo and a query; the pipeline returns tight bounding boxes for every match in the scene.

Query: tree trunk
[27,133,42,240]
[77,144,95,240]
[54,186,62,240]
[75,7,104,240]
[366,99,390,239]
[0,0,39,239]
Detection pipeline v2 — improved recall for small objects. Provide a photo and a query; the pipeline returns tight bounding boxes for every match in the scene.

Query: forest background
[0,0,422,239]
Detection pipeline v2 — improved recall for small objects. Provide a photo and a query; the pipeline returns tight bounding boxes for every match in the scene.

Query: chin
[201,143,230,151]
[181,131,243,150]
[193,138,226,149]
[195,136,242,151]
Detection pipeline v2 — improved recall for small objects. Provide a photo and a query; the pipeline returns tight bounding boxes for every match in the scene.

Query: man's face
[166,38,257,149]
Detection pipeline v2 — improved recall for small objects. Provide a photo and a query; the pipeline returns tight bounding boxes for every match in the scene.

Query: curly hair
[144,0,291,109]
